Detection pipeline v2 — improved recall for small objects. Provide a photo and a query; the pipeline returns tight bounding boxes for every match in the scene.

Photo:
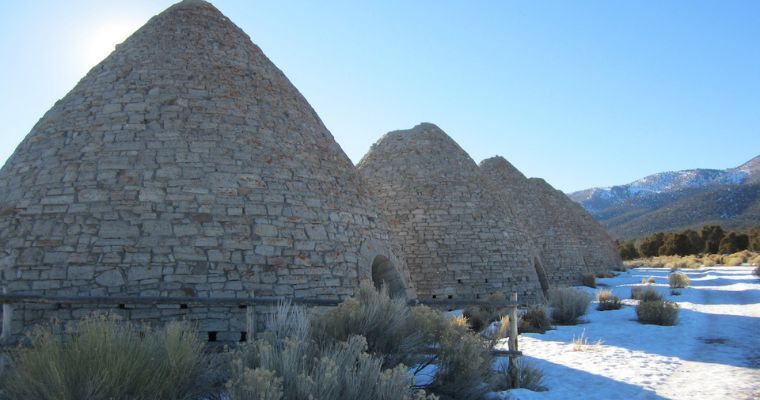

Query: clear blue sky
[1,1,758,192]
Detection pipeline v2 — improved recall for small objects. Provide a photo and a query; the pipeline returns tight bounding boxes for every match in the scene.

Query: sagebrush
[636,300,679,326]
[310,282,425,368]
[228,300,436,400]
[548,288,591,325]
[631,286,663,302]
[581,273,596,288]
[668,272,690,289]
[518,305,552,333]
[596,290,623,311]
[0,317,213,400]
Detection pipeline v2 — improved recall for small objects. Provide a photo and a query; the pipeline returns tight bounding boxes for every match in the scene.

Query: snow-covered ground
[494,266,760,400]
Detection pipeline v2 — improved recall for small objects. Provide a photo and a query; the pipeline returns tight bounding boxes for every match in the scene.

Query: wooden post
[1,287,12,344]
[245,293,256,342]
[508,292,520,388]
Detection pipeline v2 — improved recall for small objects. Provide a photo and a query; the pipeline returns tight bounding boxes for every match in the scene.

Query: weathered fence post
[245,292,256,342]
[508,292,520,388]
[1,287,12,343]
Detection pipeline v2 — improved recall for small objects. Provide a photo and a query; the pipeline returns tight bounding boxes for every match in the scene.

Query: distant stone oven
[0,0,415,342]
[0,0,620,343]
[480,157,622,285]
[357,124,546,303]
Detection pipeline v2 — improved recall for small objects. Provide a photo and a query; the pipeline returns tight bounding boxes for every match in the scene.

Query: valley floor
[494,266,760,400]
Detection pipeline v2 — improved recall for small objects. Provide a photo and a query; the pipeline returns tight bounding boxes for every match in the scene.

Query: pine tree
[701,225,725,254]
[682,229,704,255]
[638,233,665,257]
[659,233,691,256]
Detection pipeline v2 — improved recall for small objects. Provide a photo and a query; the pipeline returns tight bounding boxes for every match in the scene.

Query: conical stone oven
[357,123,545,303]
[0,0,415,342]
[480,156,620,284]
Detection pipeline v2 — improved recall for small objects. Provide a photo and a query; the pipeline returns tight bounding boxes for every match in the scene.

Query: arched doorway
[371,255,407,299]
[533,257,550,296]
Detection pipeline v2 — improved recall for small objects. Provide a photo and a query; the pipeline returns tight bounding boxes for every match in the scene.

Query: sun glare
[80,22,136,70]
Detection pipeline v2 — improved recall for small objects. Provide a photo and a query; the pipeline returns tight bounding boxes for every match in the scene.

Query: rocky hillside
[569,155,760,240]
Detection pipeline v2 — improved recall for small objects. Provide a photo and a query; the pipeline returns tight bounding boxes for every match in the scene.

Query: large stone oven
[0,0,415,342]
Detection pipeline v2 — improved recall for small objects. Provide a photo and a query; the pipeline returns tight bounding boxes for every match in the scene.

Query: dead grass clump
[463,305,491,332]
[1,316,213,400]
[518,305,552,333]
[548,288,591,325]
[636,300,679,326]
[668,272,690,288]
[450,315,470,329]
[498,359,546,392]
[571,329,604,351]
[631,286,663,302]
[596,290,623,311]
[581,273,596,288]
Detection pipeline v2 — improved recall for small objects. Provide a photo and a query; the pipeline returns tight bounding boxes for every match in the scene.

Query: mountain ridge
[568,155,760,240]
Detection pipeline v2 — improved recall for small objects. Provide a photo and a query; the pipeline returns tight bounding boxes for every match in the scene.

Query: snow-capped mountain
[568,155,760,239]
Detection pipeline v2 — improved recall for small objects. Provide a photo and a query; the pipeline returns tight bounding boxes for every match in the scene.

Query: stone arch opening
[371,255,407,299]
[533,257,550,296]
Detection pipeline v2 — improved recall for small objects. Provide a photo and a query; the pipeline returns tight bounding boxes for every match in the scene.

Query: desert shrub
[631,286,663,302]
[548,288,591,325]
[426,320,493,400]
[463,306,491,332]
[1,316,213,400]
[641,276,656,284]
[230,301,435,400]
[750,255,760,267]
[581,273,596,288]
[498,359,546,392]
[518,305,552,333]
[410,305,448,344]
[754,265,760,279]
[596,290,623,311]
[702,255,718,266]
[226,366,283,400]
[229,335,430,400]
[310,282,424,368]
[723,256,743,266]
[668,272,690,288]
[636,300,679,326]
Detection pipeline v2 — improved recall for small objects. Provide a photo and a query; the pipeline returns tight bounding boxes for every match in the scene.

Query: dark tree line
[616,225,760,260]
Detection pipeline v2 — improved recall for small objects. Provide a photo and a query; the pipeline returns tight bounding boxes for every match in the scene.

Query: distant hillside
[569,155,760,240]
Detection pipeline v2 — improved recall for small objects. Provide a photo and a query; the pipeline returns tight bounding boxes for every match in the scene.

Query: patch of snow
[492,267,760,400]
